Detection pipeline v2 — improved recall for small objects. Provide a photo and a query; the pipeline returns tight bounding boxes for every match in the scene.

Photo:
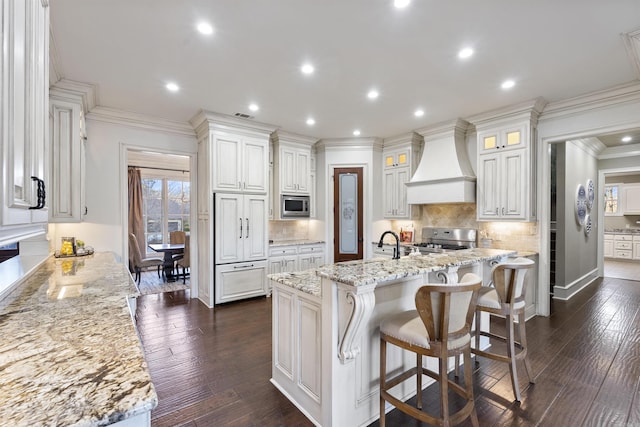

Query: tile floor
[604,259,640,281]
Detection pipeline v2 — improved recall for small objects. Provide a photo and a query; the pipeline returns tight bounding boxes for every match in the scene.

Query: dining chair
[128,233,163,284]
[472,257,535,402]
[175,234,190,284]
[169,230,186,273]
[379,273,482,427]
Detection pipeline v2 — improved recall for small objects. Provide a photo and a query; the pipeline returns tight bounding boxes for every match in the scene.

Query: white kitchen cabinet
[472,99,545,222]
[269,243,325,273]
[381,132,422,219]
[623,184,640,214]
[634,235,640,260]
[215,193,267,264]
[268,145,274,219]
[477,149,528,220]
[298,244,325,270]
[271,131,317,219]
[0,0,49,243]
[211,133,268,193]
[215,260,268,304]
[614,234,633,259]
[49,94,86,222]
[604,234,614,258]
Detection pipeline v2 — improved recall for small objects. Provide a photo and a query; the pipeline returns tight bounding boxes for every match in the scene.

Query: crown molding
[382,131,423,149]
[316,137,384,152]
[271,130,319,147]
[48,27,62,86]
[568,137,605,158]
[598,142,640,160]
[414,117,471,140]
[87,106,196,137]
[466,97,547,129]
[622,27,640,80]
[541,81,640,121]
[50,79,98,113]
[190,110,279,140]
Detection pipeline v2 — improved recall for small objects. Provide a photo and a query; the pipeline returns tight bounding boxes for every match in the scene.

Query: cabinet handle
[29,176,46,210]
[245,218,249,239]
[496,208,499,215]
[239,218,243,239]
[502,207,505,215]
[233,264,255,269]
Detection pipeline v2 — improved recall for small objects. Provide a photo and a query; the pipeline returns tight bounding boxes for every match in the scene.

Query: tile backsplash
[269,220,310,241]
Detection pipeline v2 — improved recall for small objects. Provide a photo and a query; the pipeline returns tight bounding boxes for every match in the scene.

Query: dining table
[148,243,184,282]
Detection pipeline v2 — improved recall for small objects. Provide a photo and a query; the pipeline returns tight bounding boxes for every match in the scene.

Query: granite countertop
[316,248,516,287]
[269,239,325,247]
[269,248,516,295]
[0,252,157,426]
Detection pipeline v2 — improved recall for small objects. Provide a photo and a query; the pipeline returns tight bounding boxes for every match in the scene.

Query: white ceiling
[50,1,640,141]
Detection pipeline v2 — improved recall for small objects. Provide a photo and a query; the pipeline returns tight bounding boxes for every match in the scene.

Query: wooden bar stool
[379,273,482,427]
[472,257,535,402]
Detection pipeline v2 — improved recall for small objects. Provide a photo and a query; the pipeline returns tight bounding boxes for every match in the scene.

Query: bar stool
[379,273,482,427]
[472,257,535,402]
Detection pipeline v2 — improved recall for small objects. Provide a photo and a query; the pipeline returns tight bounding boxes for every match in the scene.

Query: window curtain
[128,167,145,260]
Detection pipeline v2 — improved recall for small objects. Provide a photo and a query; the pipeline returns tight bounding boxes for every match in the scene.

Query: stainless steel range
[412,227,477,254]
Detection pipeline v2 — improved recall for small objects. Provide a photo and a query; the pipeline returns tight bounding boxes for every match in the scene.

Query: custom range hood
[406,118,476,204]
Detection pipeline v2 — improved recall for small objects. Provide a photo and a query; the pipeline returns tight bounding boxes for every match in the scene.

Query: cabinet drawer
[615,241,632,250]
[604,234,614,241]
[615,250,633,259]
[269,246,298,257]
[634,235,640,242]
[614,234,633,241]
[298,244,324,254]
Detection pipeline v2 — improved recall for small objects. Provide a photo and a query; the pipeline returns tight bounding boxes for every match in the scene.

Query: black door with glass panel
[333,167,363,262]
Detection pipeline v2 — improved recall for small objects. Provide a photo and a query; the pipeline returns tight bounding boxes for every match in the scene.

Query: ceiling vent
[234,112,254,119]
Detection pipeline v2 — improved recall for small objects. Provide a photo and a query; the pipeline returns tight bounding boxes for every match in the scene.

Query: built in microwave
[281,195,310,218]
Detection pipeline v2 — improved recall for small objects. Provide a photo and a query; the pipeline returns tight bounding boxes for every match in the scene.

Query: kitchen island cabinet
[269,248,516,427]
[0,252,157,426]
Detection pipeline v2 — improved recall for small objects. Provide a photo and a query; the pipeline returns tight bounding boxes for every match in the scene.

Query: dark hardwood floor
[135,274,640,426]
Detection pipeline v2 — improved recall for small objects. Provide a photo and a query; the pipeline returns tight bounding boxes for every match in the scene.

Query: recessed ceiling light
[367,90,379,100]
[501,79,515,90]
[622,136,633,143]
[306,118,315,126]
[196,22,213,35]
[414,109,425,117]
[166,82,179,92]
[458,47,474,59]
[301,63,314,75]
[353,130,361,136]
[394,0,410,8]
[248,103,259,112]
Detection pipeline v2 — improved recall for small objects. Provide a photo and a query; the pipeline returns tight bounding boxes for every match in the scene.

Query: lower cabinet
[604,234,614,258]
[272,284,322,422]
[635,236,640,260]
[268,243,325,274]
[215,260,267,304]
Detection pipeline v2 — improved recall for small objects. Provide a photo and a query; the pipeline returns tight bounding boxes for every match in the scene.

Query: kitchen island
[0,252,157,426]
[269,248,516,427]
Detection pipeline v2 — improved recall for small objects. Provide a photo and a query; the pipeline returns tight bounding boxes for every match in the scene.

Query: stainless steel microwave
[281,195,310,218]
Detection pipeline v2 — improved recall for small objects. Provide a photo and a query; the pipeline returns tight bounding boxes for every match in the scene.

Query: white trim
[270,379,321,427]
[552,268,598,301]
[90,106,196,137]
[622,27,640,80]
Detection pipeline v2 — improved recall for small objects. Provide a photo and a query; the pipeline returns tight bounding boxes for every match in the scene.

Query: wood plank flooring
[135,275,640,426]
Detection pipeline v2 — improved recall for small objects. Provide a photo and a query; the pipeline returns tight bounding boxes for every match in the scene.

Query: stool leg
[380,337,387,427]
[416,353,422,409]
[440,352,449,424]
[518,311,534,384]
[464,349,479,427]
[505,313,522,402]
[474,309,481,366]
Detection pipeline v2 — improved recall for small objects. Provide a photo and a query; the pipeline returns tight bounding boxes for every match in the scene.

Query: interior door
[333,167,363,262]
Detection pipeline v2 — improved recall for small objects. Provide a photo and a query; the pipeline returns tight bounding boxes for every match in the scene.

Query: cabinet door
[604,240,614,257]
[280,147,296,193]
[294,149,310,193]
[383,170,396,217]
[477,154,500,219]
[212,135,242,191]
[243,137,268,193]
[395,167,410,217]
[215,261,267,304]
[243,194,267,260]
[215,193,243,263]
[634,242,640,260]
[623,185,640,213]
[1,0,49,227]
[501,150,526,219]
[268,258,284,274]
[50,99,83,222]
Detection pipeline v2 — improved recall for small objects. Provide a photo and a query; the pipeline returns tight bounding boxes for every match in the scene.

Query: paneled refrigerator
[213,192,268,304]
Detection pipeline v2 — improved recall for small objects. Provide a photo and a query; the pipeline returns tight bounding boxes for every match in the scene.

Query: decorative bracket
[337,285,376,363]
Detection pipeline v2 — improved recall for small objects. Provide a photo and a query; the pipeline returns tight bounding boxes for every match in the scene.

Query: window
[604,184,620,215]
[141,175,190,252]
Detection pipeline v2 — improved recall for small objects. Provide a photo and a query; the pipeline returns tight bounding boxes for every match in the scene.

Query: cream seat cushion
[476,287,525,310]
[380,310,471,350]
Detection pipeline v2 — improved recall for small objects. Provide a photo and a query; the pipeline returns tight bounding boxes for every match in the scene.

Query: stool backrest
[492,257,535,306]
[415,273,482,345]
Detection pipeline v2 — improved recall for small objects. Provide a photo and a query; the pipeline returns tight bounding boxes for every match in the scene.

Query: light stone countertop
[0,252,157,426]
[269,248,517,296]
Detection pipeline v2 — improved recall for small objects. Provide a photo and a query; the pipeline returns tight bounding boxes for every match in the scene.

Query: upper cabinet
[470,98,546,222]
[270,131,318,219]
[49,81,94,223]
[382,132,422,219]
[0,0,49,244]
[622,184,640,215]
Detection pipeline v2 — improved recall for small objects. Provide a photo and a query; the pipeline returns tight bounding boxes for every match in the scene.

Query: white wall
[49,118,197,261]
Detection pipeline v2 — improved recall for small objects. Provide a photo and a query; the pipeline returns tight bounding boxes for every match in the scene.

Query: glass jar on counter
[60,237,76,256]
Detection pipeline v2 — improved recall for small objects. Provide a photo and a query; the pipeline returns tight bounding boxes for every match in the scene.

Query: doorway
[333,167,363,262]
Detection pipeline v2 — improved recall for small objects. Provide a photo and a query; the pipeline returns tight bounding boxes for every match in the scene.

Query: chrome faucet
[378,231,401,260]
